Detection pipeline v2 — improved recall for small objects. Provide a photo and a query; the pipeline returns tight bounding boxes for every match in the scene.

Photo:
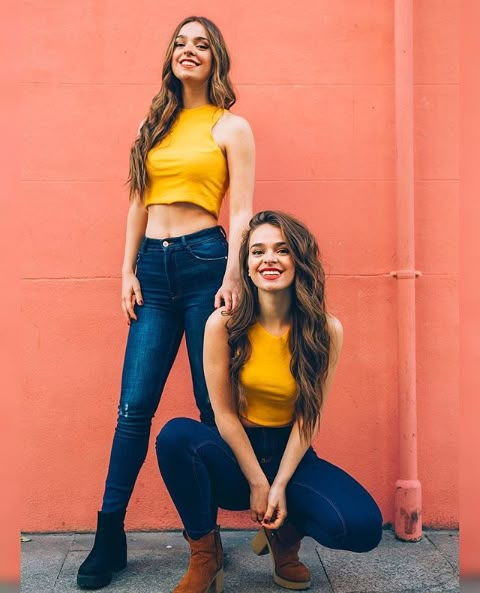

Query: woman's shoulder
[325,313,343,337]
[218,110,253,136]
[325,313,344,358]
[205,306,231,333]
[214,110,254,156]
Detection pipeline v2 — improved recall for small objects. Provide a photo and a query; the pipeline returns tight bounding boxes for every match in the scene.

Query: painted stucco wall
[21,0,458,532]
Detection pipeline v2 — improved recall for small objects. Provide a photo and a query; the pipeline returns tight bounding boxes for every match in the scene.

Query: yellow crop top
[144,104,229,217]
[239,323,297,427]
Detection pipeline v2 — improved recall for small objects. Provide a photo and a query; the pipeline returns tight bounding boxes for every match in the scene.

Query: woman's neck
[257,291,292,333]
[182,84,210,109]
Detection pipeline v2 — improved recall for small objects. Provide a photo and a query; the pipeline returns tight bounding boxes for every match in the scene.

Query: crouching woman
[156,210,383,593]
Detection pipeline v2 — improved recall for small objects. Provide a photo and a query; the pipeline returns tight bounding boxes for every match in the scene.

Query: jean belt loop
[140,236,147,254]
[219,226,227,240]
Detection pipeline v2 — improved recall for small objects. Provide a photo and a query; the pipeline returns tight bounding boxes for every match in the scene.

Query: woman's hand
[249,479,271,524]
[121,271,143,325]
[214,275,240,311]
[261,483,287,530]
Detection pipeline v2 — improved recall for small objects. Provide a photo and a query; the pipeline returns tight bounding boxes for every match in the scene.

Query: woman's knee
[114,401,155,438]
[305,500,383,553]
[344,506,383,552]
[156,417,206,462]
[156,417,194,452]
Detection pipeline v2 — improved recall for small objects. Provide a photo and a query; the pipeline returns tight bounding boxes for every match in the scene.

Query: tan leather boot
[251,523,311,590]
[173,526,224,593]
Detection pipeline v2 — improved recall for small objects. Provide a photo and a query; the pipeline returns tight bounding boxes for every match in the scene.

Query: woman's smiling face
[171,21,213,85]
[247,224,296,293]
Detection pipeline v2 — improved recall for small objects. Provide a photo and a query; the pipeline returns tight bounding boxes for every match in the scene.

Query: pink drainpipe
[391,0,422,541]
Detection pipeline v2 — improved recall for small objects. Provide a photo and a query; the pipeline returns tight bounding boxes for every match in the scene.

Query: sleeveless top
[239,323,297,427]
[144,104,229,217]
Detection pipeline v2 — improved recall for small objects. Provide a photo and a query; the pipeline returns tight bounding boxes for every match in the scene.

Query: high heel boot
[173,526,224,593]
[77,510,127,589]
[251,522,311,590]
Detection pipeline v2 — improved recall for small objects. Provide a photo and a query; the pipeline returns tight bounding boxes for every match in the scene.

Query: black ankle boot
[77,510,127,589]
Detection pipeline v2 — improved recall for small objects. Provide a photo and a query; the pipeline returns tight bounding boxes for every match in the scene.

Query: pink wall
[20,1,458,531]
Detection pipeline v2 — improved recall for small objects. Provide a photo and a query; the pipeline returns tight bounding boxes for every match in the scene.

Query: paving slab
[21,534,73,593]
[316,530,459,593]
[425,531,459,574]
[21,529,459,593]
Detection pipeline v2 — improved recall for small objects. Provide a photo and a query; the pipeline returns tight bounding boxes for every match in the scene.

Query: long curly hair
[227,211,331,443]
[127,16,236,201]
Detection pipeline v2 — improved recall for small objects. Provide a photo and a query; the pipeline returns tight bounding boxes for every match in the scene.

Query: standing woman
[77,16,254,590]
[157,211,383,593]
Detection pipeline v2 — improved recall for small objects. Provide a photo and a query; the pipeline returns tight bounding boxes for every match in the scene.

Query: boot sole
[251,528,311,590]
[77,563,126,590]
[273,572,311,590]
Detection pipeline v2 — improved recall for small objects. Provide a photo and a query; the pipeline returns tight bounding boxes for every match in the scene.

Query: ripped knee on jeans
[119,403,129,418]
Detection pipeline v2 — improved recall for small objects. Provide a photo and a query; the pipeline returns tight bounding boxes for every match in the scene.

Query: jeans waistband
[244,426,292,461]
[141,225,226,253]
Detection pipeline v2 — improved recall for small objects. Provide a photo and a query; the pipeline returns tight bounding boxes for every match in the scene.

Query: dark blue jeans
[156,418,383,553]
[102,226,228,513]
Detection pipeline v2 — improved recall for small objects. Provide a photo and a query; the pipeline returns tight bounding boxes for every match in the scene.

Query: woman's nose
[183,42,196,55]
[263,252,278,263]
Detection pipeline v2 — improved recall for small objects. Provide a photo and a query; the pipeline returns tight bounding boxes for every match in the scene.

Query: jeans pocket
[187,238,228,261]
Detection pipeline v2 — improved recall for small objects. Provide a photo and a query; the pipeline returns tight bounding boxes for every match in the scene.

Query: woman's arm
[262,315,344,528]
[214,115,255,311]
[121,196,148,325]
[204,309,270,522]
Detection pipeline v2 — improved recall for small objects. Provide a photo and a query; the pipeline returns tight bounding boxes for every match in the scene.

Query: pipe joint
[394,479,422,541]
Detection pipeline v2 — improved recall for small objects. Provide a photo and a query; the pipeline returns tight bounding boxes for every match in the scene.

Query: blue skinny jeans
[156,418,383,553]
[102,226,227,513]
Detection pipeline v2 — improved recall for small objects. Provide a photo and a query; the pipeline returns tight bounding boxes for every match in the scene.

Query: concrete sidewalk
[21,529,459,593]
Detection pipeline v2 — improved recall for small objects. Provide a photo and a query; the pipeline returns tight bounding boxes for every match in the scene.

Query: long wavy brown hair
[127,16,236,201]
[227,211,331,443]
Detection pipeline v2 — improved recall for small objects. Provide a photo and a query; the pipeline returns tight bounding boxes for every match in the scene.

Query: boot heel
[251,528,269,556]
[211,568,224,593]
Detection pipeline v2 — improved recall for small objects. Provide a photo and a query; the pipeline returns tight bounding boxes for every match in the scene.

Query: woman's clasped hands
[249,479,287,530]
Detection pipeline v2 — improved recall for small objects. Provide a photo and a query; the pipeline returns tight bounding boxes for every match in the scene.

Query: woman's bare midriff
[145,202,218,239]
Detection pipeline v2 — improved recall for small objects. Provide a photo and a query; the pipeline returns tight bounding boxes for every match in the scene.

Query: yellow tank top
[239,323,297,427]
[144,104,229,217]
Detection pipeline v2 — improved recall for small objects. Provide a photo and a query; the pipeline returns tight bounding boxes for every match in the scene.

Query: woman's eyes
[174,42,210,50]
[251,248,290,256]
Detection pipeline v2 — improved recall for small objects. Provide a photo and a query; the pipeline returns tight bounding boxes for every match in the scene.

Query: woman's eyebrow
[250,242,288,248]
[175,35,209,42]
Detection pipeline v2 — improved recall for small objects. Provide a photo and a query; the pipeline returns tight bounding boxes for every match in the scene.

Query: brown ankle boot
[251,523,311,590]
[173,526,224,593]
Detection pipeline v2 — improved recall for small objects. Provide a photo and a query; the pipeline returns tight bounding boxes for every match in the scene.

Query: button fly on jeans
[162,240,169,247]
